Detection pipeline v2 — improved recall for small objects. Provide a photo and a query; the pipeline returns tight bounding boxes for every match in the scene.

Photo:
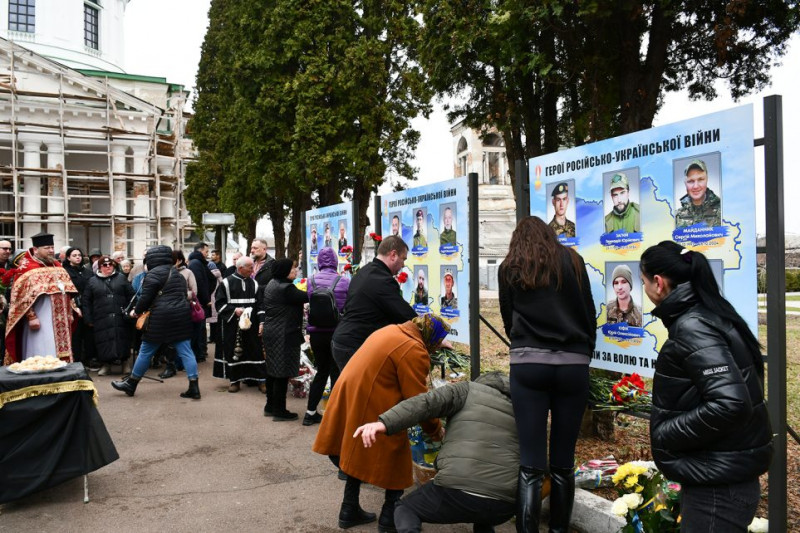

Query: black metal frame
[468,172,480,380]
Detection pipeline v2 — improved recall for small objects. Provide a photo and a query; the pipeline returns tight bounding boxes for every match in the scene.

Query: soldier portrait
[309,224,318,253]
[603,169,641,234]
[413,208,428,248]
[673,154,722,228]
[413,266,429,306]
[605,262,643,327]
[439,204,457,245]
[440,268,458,309]
[323,222,333,248]
[390,213,402,237]
[337,219,348,251]
[546,180,576,238]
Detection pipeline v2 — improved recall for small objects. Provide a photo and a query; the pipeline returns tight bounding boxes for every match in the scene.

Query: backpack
[308,275,341,328]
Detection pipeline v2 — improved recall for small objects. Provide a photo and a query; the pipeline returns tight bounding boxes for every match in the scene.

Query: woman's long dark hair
[640,241,763,373]
[499,216,584,290]
[172,250,187,268]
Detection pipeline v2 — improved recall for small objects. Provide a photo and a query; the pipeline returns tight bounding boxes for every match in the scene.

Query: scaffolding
[0,39,195,259]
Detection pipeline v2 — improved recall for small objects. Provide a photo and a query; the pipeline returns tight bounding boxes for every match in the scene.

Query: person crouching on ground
[312,314,449,533]
[111,245,201,400]
[354,371,519,533]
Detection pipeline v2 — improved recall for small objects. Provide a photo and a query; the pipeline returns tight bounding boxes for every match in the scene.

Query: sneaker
[272,410,299,422]
[302,412,323,426]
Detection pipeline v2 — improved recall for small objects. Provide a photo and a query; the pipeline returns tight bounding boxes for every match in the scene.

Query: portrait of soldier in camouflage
[548,182,576,238]
[675,158,722,228]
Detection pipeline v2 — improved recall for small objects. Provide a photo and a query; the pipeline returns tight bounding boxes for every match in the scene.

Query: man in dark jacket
[111,245,201,400]
[330,235,416,371]
[354,372,519,533]
[188,242,214,361]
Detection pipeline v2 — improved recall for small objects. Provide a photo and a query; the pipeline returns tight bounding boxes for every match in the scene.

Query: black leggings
[510,363,589,470]
[307,331,339,411]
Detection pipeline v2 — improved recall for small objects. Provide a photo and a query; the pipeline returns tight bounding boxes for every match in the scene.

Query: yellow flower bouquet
[610,461,680,532]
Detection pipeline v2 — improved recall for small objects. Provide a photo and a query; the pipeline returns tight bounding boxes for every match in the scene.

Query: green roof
[77,69,185,92]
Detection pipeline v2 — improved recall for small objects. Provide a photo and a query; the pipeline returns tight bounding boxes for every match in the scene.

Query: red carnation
[396,272,408,283]
[344,263,352,271]
[340,245,353,254]
[369,232,382,242]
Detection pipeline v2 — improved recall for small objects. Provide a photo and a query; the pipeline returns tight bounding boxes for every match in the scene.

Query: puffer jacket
[135,245,192,344]
[379,373,519,502]
[260,277,308,378]
[82,269,135,362]
[307,246,349,333]
[650,282,772,486]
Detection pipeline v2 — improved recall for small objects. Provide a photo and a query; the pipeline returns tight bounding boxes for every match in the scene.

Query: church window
[8,0,35,33]
[84,2,100,50]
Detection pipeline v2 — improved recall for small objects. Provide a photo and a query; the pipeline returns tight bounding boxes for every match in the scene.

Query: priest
[212,256,266,393]
[4,232,78,365]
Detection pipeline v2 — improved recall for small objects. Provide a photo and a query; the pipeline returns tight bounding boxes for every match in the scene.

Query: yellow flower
[612,462,648,486]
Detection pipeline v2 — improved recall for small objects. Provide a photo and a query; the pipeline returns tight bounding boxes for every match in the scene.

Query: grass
[758,294,800,302]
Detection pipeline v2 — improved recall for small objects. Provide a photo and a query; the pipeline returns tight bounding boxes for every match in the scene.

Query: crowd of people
[0,221,773,532]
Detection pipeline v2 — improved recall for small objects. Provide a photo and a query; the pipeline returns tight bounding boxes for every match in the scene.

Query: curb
[542,489,625,533]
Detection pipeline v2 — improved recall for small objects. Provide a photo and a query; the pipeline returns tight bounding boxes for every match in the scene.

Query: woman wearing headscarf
[82,255,136,375]
[62,247,94,364]
[498,216,596,533]
[640,241,772,532]
[312,314,449,533]
[259,258,308,421]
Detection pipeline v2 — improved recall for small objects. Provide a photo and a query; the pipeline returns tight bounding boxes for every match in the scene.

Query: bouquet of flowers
[0,267,16,291]
[369,232,382,253]
[589,373,651,413]
[610,461,680,533]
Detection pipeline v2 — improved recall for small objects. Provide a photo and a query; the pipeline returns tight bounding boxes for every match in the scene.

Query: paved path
[0,355,526,533]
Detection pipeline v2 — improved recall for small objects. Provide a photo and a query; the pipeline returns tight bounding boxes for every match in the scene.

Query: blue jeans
[132,339,198,380]
[680,478,760,532]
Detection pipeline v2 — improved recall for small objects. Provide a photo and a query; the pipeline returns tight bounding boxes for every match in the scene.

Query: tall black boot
[180,379,201,399]
[548,466,574,533]
[111,375,140,397]
[158,345,177,378]
[378,489,403,532]
[516,466,544,533]
[338,475,376,529]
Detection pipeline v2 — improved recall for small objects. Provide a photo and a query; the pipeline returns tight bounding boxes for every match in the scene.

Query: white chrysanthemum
[611,498,629,517]
[748,517,768,533]
[622,492,643,509]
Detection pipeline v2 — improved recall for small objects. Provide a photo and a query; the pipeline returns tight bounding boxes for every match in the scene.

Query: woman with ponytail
[498,216,596,533]
[640,241,772,532]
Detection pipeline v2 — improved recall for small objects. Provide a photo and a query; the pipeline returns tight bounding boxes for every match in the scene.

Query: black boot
[111,375,140,397]
[378,489,403,532]
[516,466,544,533]
[180,379,201,399]
[338,476,376,529]
[548,466,574,533]
[158,362,177,379]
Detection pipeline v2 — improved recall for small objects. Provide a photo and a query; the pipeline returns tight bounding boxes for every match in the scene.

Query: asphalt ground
[0,351,521,533]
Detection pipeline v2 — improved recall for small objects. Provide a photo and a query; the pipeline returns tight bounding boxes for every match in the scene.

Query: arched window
[125,147,134,173]
[456,137,468,176]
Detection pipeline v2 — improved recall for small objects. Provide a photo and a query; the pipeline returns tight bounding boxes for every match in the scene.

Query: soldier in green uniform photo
[548,182,576,237]
[605,264,642,327]
[604,172,640,233]
[675,159,722,228]
[413,209,428,248]
[439,207,457,245]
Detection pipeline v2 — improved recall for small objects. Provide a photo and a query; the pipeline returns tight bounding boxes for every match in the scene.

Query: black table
[0,363,119,504]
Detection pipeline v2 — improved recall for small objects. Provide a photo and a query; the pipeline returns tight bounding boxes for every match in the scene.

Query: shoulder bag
[136,267,174,331]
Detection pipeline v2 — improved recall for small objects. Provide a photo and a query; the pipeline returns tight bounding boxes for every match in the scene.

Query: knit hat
[271,258,294,279]
[412,313,451,353]
[611,264,633,287]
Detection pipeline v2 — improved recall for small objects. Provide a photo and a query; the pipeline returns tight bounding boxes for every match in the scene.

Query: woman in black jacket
[63,247,95,364]
[260,258,308,421]
[640,241,772,532]
[82,256,135,375]
[498,216,596,533]
[111,245,201,399]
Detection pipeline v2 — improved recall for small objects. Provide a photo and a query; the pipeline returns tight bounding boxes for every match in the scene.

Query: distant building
[0,0,195,259]
[451,120,515,290]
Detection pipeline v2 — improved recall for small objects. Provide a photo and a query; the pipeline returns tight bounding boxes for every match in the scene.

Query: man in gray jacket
[354,372,518,533]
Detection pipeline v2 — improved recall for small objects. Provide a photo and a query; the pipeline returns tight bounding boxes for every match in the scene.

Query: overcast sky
[124,0,799,234]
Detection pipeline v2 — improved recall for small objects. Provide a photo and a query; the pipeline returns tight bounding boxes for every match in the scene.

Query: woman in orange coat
[313,314,449,532]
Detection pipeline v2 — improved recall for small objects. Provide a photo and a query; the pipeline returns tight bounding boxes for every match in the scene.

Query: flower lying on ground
[590,372,651,413]
[611,461,680,532]
[748,517,768,533]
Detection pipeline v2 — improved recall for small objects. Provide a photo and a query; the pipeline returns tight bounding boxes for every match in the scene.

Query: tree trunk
[269,196,286,259]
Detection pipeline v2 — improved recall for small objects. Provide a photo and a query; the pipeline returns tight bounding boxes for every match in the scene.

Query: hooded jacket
[135,245,192,344]
[307,247,349,333]
[650,282,772,486]
[187,250,213,313]
[379,372,519,502]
